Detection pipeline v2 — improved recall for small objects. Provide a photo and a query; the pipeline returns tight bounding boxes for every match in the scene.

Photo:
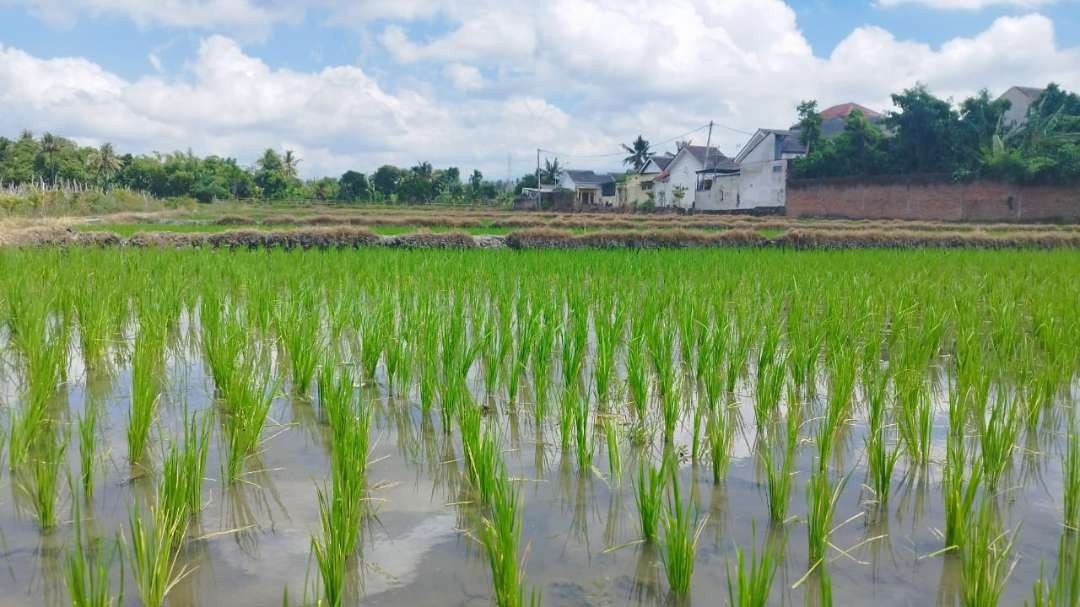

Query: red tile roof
[819,102,882,121]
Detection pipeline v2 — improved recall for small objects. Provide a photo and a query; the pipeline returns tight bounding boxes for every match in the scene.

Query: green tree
[796,100,822,152]
[886,84,962,173]
[469,169,483,196]
[338,170,370,202]
[86,143,123,188]
[372,165,401,200]
[255,149,289,199]
[622,135,650,171]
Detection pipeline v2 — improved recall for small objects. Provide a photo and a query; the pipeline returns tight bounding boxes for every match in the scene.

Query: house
[998,86,1045,129]
[653,145,725,209]
[617,153,673,207]
[733,129,807,210]
[559,170,618,206]
[817,103,883,139]
[692,155,741,211]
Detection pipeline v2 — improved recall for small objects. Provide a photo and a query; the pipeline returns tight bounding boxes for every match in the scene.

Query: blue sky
[1,0,1078,177]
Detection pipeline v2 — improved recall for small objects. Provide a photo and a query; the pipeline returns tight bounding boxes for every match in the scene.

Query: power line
[537,120,755,162]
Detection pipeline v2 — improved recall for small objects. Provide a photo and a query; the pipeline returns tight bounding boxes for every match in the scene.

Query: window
[772,164,783,174]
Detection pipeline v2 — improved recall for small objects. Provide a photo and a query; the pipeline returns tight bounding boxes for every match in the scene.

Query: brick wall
[786,176,1080,222]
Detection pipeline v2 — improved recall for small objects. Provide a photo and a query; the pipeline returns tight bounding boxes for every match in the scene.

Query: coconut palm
[622,135,651,171]
[86,143,123,188]
[283,150,301,179]
[39,133,63,184]
[542,158,561,184]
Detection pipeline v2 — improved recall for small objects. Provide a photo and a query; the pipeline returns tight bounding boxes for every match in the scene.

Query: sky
[1,0,1078,179]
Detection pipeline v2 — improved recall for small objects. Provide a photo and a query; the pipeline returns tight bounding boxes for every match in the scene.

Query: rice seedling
[942,436,982,550]
[708,405,733,484]
[660,375,682,444]
[636,459,667,544]
[78,403,99,501]
[603,416,622,483]
[979,393,1021,491]
[531,309,557,409]
[753,357,786,432]
[559,296,588,389]
[725,522,780,607]
[805,469,848,570]
[310,484,349,607]
[894,370,933,468]
[218,341,279,482]
[960,500,1017,607]
[661,467,705,597]
[626,326,650,422]
[128,500,189,607]
[65,498,123,607]
[159,411,211,536]
[276,289,323,394]
[507,302,536,407]
[21,426,68,530]
[9,300,68,469]
[129,321,165,463]
[478,472,538,607]
[1065,430,1079,532]
[761,428,795,526]
[593,305,623,403]
[571,389,595,475]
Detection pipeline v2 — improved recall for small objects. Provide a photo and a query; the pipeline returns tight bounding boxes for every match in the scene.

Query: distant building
[653,145,726,209]
[617,153,673,207]
[817,102,884,138]
[733,129,807,210]
[559,169,618,206]
[998,86,1045,129]
[692,154,741,211]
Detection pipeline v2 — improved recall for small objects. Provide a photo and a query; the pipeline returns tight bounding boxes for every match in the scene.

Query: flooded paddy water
[0,247,1077,606]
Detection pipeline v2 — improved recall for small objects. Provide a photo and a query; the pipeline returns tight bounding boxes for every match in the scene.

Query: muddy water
[0,330,1071,606]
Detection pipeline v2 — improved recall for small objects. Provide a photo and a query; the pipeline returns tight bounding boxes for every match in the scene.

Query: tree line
[0,134,508,203]
[792,83,1080,184]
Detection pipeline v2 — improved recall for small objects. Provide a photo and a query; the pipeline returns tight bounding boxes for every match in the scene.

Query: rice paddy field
[0,246,1078,606]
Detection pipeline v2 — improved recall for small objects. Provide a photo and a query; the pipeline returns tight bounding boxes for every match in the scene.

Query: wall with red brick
[786,176,1080,222]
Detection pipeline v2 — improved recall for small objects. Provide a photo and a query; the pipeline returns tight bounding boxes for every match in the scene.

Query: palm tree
[542,158,561,184]
[39,133,63,184]
[282,150,301,179]
[622,135,651,171]
[86,143,122,188]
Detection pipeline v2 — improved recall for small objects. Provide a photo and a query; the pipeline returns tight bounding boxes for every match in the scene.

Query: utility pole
[696,120,714,212]
[536,148,541,205]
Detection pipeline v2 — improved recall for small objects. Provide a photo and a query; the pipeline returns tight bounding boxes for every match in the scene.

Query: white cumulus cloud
[1,2,1078,178]
[876,0,1054,9]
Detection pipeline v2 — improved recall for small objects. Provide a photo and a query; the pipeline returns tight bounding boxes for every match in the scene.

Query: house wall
[655,154,701,209]
[734,132,789,209]
[618,173,656,207]
[786,176,1080,222]
[740,158,788,209]
[1000,88,1034,129]
[693,174,741,211]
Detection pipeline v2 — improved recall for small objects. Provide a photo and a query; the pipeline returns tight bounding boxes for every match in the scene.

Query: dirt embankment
[6,224,1080,251]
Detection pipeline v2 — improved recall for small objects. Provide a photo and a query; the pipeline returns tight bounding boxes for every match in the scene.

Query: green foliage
[792,82,1080,185]
[0,132,507,205]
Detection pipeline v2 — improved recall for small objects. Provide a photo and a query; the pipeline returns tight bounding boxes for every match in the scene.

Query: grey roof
[649,153,674,171]
[683,145,724,165]
[1011,86,1046,100]
[697,154,740,173]
[563,170,616,186]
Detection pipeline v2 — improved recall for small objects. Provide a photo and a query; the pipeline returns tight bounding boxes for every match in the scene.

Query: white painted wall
[693,174,741,211]
[739,159,787,209]
[1000,87,1035,129]
[654,151,702,209]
